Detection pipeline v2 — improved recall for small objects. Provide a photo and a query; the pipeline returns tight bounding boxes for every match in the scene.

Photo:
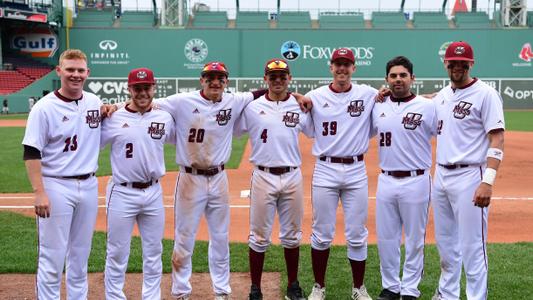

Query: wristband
[482,168,497,186]
[487,147,503,161]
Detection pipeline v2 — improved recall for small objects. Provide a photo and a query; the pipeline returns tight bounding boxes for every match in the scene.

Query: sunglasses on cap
[202,62,228,75]
[266,60,288,71]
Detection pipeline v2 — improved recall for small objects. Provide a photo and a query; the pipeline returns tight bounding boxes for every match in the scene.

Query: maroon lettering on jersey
[147,122,166,139]
[347,100,364,117]
[453,101,472,119]
[86,110,101,128]
[402,112,423,130]
[216,109,232,126]
[282,111,300,127]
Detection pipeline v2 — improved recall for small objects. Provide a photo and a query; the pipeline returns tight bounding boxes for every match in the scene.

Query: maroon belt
[53,173,95,180]
[439,164,470,170]
[319,155,364,164]
[121,179,158,189]
[184,165,225,176]
[382,170,425,178]
[258,166,297,175]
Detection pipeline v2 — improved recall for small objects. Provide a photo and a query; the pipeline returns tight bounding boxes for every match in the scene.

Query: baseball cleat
[400,296,418,300]
[215,293,231,300]
[352,285,373,300]
[307,283,325,300]
[248,284,263,300]
[285,280,306,300]
[377,288,400,300]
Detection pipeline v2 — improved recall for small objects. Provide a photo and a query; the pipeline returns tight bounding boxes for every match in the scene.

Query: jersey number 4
[63,135,78,152]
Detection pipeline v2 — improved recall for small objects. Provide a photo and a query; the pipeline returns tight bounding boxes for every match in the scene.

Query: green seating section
[235,11,270,29]
[74,9,114,27]
[119,11,154,27]
[276,11,312,29]
[412,11,449,28]
[454,12,492,28]
[371,11,407,29]
[319,12,365,29]
[528,11,533,27]
[192,11,227,28]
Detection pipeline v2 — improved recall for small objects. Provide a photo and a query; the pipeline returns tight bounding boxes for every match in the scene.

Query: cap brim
[128,81,155,86]
[202,70,228,76]
[330,58,355,64]
[444,57,474,62]
[265,69,290,74]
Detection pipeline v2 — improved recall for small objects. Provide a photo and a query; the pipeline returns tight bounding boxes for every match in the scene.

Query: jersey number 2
[63,135,78,152]
[125,143,133,158]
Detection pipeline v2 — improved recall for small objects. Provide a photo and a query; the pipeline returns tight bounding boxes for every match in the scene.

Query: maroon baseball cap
[201,61,229,77]
[264,59,290,75]
[128,68,155,86]
[444,41,474,62]
[330,47,355,64]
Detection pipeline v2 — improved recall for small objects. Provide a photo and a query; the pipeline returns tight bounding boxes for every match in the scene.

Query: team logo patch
[347,100,364,117]
[136,71,147,79]
[216,109,232,126]
[86,110,101,128]
[283,111,300,127]
[454,46,465,55]
[453,101,472,119]
[402,113,423,130]
[147,122,165,139]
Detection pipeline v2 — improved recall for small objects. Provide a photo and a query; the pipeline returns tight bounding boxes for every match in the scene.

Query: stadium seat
[276,11,312,29]
[235,11,270,29]
[371,11,408,29]
[454,11,492,28]
[74,9,115,27]
[119,11,155,27]
[319,12,365,29]
[528,11,533,27]
[412,11,450,29]
[192,11,228,28]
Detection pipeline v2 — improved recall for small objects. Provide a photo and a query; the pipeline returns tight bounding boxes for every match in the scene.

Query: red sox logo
[282,111,300,127]
[347,100,364,117]
[147,122,165,139]
[216,109,232,126]
[453,101,472,119]
[402,113,423,130]
[86,110,101,128]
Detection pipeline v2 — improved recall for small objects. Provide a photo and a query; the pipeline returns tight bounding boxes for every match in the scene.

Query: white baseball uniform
[372,94,437,298]
[22,90,102,300]
[155,90,254,297]
[101,105,175,300]
[306,83,377,261]
[234,94,313,252]
[432,78,505,300]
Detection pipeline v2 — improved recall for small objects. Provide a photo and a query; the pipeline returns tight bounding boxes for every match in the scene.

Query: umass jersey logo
[86,110,101,128]
[216,109,232,126]
[347,100,364,117]
[147,122,165,139]
[402,113,423,130]
[283,111,300,127]
[453,101,472,119]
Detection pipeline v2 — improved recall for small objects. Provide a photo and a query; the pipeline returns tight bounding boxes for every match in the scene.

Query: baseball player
[153,62,267,300]
[22,49,103,299]
[234,59,313,300]
[372,56,437,300]
[306,48,376,300]
[431,41,505,300]
[101,68,175,300]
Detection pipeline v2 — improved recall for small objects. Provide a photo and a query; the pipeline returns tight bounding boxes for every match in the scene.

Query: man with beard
[372,56,437,300]
[101,68,175,300]
[306,48,376,300]
[431,41,505,300]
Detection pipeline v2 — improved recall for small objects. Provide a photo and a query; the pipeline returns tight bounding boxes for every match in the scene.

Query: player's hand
[421,92,437,99]
[34,191,51,218]
[171,249,187,271]
[100,104,118,118]
[293,94,313,113]
[473,182,492,208]
[375,87,391,103]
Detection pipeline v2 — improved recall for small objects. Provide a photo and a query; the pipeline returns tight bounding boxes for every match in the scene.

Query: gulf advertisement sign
[10,28,59,58]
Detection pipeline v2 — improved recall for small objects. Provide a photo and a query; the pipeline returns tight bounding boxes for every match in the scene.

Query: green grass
[504,111,533,131]
[0,127,248,192]
[1,211,532,298]
[0,113,28,120]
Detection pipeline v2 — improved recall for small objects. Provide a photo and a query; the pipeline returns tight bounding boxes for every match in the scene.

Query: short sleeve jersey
[237,94,314,167]
[306,83,377,157]
[22,90,103,176]
[434,78,505,165]
[100,105,175,184]
[155,90,253,168]
[372,94,437,171]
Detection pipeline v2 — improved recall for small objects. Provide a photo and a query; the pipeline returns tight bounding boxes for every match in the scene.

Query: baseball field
[1,111,532,299]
